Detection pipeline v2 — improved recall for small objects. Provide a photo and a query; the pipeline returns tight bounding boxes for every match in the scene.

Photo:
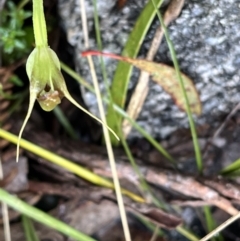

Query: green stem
[32,0,48,46]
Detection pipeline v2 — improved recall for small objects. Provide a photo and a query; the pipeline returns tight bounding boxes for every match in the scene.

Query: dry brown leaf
[82,51,202,116]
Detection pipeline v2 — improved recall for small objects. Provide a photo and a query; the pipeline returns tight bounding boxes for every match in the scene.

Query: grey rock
[58,0,240,139]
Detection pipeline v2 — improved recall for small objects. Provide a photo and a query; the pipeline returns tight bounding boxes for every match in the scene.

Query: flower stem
[32,0,48,47]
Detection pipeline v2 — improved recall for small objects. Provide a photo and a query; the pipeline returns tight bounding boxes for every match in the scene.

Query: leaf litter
[21,128,240,223]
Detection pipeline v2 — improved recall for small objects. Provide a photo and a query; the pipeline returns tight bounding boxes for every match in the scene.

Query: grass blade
[220,157,240,175]
[60,62,174,162]
[106,0,164,144]
[22,215,40,241]
[150,0,203,173]
[22,215,32,241]
[0,188,96,241]
[92,0,172,210]
[0,159,11,241]
[0,128,145,203]
[203,206,217,241]
[53,106,78,139]
[80,0,131,239]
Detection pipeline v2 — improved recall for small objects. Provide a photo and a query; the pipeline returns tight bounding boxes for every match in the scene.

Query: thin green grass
[22,215,40,241]
[80,0,131,240]
[92,0,168,208]
[94,1,169,233]
[91,1,199,241]
[149,1,217,240]
[92,5,178,241]
[221,157,240,175]
[53,106,78,139]
[176,226,199,241]
[0,188,96,241]
[203,206,217,241]
[150,0,203,173]
[60,62,174,163]
[199,212,240,241]
[18,0,30,10]
[0,159,11,241]
[0,128,144,203]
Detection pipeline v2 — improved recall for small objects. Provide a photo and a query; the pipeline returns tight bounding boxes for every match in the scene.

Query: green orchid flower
[16,0,118,162]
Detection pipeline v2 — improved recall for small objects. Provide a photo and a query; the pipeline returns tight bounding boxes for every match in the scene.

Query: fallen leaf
[82,51,202,116]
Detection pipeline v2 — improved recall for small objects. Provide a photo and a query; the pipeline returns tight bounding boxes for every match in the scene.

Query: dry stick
[79,1,132,241]
[91,155,238,215]
[173,199,240,207]
[171,200,214,207]
[203,102,240,159]
[144,169,239,216]
[199,211,240,241]
[0,158,11,241]
[122,0,185,137]
[199,104,240,239]
[213,102,240,139]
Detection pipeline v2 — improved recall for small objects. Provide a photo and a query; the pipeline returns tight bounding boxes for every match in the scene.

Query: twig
[171,200,213,207]
[94,163,238,215]
[0,158,11,241]
[122,0,185,137]
[24,129,240,216]
[149,225,160,241]
[146,169,238,216]
[199,211,240,241]
[203,102,240,159]
[213,102,240,139]
[78,1,131,241]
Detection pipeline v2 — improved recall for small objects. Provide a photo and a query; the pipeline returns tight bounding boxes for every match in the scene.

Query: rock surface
[58,0,240,139]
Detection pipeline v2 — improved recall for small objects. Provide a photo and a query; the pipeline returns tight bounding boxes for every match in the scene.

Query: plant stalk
[32,0,48,46]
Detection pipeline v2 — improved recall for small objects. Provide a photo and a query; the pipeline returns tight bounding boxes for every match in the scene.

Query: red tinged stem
[81,50,124,61]
[117,0,127,9]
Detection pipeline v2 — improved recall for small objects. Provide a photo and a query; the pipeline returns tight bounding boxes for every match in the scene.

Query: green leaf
[14,39,26,49]
[105,0,164,144]
[0,1,32,62]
